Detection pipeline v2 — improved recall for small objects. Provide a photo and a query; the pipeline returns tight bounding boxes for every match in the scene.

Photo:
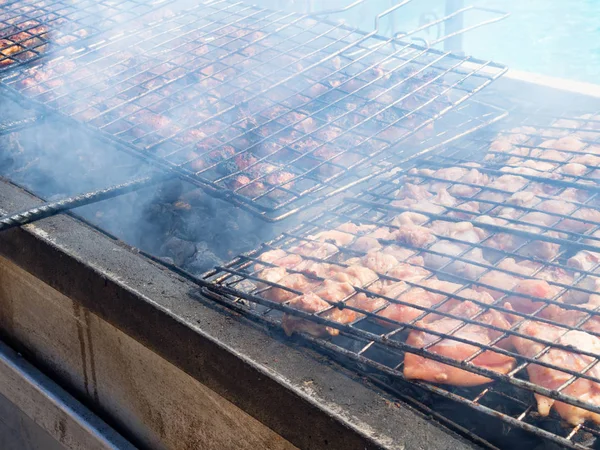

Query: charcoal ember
[155,180,183,203]
[185,246,222,275]
[160,235,197,266]
[174,211,209,242]
[182,189,217,211]
[141,202,177,228]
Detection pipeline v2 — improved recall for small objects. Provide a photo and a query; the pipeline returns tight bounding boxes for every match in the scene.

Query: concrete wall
[0,255,296,450]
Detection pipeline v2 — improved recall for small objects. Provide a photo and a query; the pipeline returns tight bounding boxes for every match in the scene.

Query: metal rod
[0,175,166,232]
[0,115,44,135]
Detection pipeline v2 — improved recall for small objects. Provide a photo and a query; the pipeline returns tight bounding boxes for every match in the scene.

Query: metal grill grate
[0,0,174,69]
[1,0,507,221]
[202,112,600,449]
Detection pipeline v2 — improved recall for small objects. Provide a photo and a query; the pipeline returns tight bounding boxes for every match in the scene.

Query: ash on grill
[0,123,281,274]
[204,113,600,449]
[1,0,506,220]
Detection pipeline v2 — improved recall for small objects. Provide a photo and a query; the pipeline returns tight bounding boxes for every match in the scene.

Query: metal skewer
[0,174,167,232]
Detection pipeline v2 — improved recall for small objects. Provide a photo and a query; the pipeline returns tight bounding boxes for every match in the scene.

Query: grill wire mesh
[203,112,600,449]
[0,0,506,220]
[0,0,173,69]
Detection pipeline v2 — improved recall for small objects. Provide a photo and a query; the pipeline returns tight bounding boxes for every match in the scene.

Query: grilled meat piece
[512,321,600,426]
[376,279,462,326]
[404,301,514,386]
[504,279,560,314]
[262,273,320,303]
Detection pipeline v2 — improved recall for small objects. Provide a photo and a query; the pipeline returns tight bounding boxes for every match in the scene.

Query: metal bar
[0,175,164,232]
[0,338,136,450]
[0,113,44,134]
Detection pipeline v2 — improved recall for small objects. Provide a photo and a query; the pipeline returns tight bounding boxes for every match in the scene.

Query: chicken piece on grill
[312,280,355,303]
[557,207,600,234]
[381,244,418,262]
[444,248,490,281]
[332,265,378,287]
[411,166,469,182]
[499,166,556,180]
[519,199,577,228]
[311,230,355,247]
[476,267,524,300]
[391,222,435,248]
[390,211,429,226]
[504,279,560,314]
[262,273,321,303]
[300,261,345,279]
[539,293,600,331]
[289,241,338,260]
[282,280,383,336]
[281,292,340,337]
[487,126,537,156]
[365,227,395,241]
[385,262,432,283]
[512,321,600,426]
[422,236,488,280]
[429,221,487,243]
[345,250,400,274]
[448,169,490,197]
[505,156,558,173]
[0,39,24,66]
[568,251,600,272]
[539,135,587,154]
[349,236,383,253]
[492,191,540,218]
[256,266,288,289]
[391,184,448,215]
[255,249,303,270]
[570,154,600,168]
[392,197,447,215]
[336,222,376,235]
[560,163,589,177]
[376,279,462,326]
[404,302,515,386]
[394,183,433,201]
[488,174,529,193]
[537,264,574,286]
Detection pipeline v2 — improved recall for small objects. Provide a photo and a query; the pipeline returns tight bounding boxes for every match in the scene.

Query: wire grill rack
[0,0,174,69]
[202,112,600,449]
[1,0,507,221]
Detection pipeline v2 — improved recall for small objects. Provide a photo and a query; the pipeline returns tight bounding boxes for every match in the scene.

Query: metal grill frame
[1,0,507,221]
[0,0,174,69]
[202,112,600,449]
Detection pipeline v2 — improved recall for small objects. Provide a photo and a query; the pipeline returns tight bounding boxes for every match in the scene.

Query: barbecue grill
[0,0,173,68]
[0,0,507,220]
[202,108,600,449]
[3,0,600,449]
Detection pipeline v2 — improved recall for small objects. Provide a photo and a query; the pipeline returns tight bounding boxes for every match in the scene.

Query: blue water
[324,0,600,84]
[467,0,600,83]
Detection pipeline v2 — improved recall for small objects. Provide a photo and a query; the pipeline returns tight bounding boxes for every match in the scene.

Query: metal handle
[372,0,413,34]
[0,175,166,232]
[0,114,44,135]
[307,0,366,17]
[308,0,414,36]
